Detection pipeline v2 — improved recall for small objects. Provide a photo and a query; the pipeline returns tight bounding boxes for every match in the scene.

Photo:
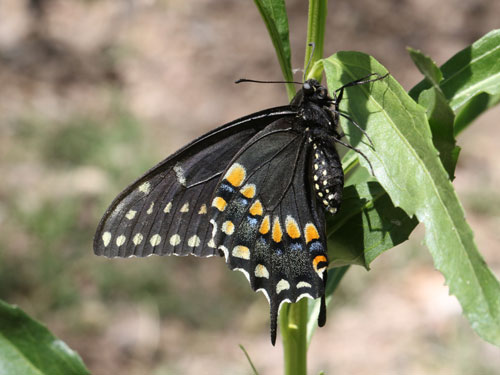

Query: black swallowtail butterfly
[94,74,385,345]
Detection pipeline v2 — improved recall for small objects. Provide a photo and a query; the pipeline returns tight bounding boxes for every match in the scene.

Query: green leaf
[0,300,90,375]
[454,92,500,134]
[321,51,500,346]
[254,0,295,100]
[417,88,459,179]
[327,181,418,267]
[408,47,443,88]
[409,29,500,117]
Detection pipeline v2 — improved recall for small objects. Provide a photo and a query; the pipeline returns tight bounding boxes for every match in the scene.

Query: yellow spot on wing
[169,234,181,246]
[276,279,290,294]
[305,223,320,244]
[102,232,111,247]
[249,200,263,216]
[255,264,269,278]
[225,163,246,187]
[116,235,126,246]
[272,217,282,243]
[297,281,312,289]
[180,202,189,212]
[198,204,207,214]
[285,216,301,239]
[163,202,172,213]
[259,215,270,234]
[212,196,227,211]
[240,184,256,198]
[150,234,162,246]
[232,245,250,260]
[138,182,151,194]
[222,221,235,235]
[133,233,144,245]
[126,210,137,220]
[188,235,200,247]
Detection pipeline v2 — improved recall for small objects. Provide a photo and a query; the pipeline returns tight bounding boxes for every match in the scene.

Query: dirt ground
[0,0,499,374]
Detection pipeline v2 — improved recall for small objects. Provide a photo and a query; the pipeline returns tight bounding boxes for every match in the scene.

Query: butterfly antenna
[235,78,302,85]
[303,42,316,82]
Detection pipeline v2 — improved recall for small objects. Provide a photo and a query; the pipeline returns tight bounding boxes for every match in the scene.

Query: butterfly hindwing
[94,107,295,258]
[209,117,328,344]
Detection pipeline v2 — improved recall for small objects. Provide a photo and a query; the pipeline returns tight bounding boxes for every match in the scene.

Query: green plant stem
[281,299,308,375]
[304,0,327,79]
[281,2,327,374]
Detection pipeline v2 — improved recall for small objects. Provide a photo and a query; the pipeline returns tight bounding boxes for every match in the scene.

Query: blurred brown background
[0,0,499,374]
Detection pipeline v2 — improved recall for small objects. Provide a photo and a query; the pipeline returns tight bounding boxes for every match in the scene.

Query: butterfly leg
[331,136,375,175]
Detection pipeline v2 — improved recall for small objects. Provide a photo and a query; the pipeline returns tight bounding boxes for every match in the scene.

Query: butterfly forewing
[209,118,328,343]
[94,107,295,258]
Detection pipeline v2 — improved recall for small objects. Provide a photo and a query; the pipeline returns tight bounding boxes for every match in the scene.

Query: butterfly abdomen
[309,139,344,215]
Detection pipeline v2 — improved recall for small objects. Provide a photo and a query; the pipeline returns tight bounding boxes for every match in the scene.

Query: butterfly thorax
[292,80,344,215]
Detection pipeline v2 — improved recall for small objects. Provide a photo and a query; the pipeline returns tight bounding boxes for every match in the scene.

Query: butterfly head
[301,79,333,106]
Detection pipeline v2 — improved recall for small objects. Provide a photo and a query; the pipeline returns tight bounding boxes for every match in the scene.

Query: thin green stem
[281,2,328,374]
[281,299,308,375]
[304,0,327,80]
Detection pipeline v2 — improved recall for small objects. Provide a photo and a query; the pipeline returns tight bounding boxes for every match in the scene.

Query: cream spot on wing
[133,233,144,245]
[180,202,189,213]
[163,202,172,213]
[297,281,312,289]
[219,245,229,261]
[173,163,186,186]
[232,245,250,260]
[126,210,137,220]
[147,202,155,215]
[314,164,319,170]
[150,234,162,246]
[198,204,207,214]
[322,170,327,176]
[276,279,290,294]
[102,232,112,247]
[116,235,126,247]
[313,175,318,181]
[188,235,200,247]
[318,192,323,197]
[255,264,269,278]
[207,239,216,248]
[169,234,181,246]
[138,182,151,194]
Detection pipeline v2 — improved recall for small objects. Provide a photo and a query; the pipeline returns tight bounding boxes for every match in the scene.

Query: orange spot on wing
[225,163,246,187]
[249,200,263,216]
[313,255,328,273]
[305,223,320,244]
[240,184,256,198]
[259,215,270,235]
[272,217,282,243]
[212,196,227,211]
[285,216,301,239]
